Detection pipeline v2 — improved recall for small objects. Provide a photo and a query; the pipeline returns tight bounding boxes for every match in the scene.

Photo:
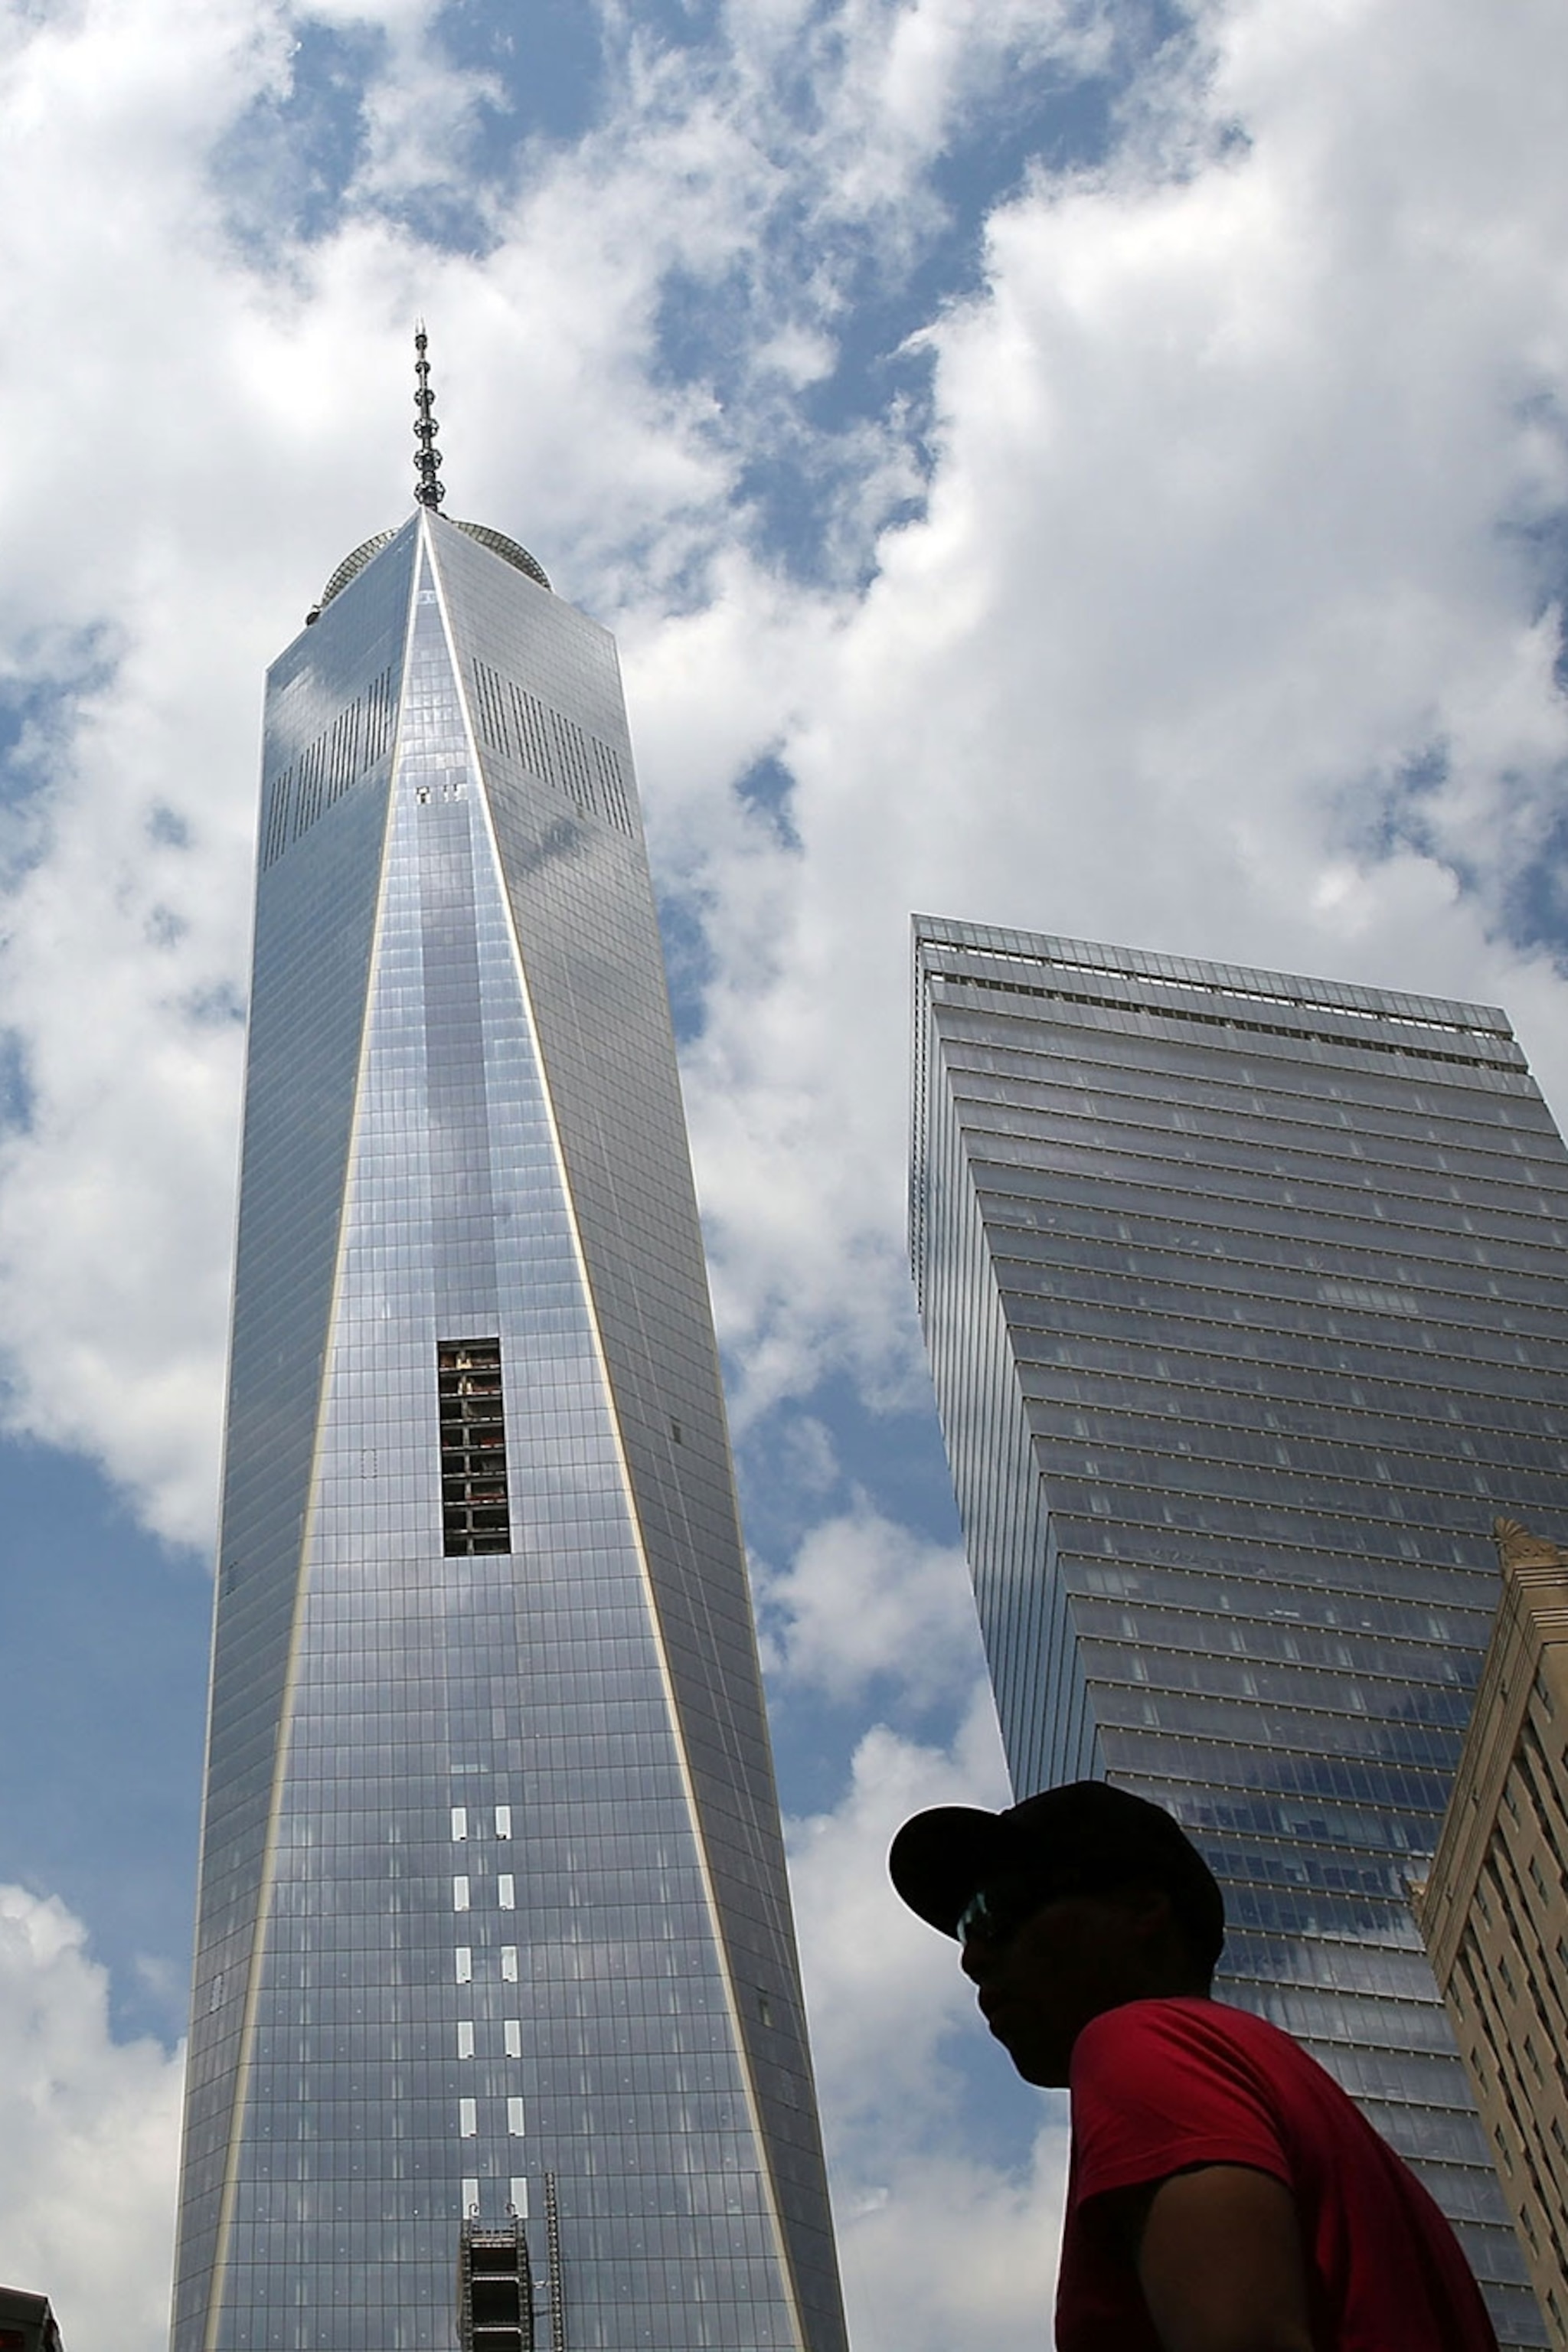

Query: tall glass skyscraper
[911,913,1568,2348]
[169,400,845,2352]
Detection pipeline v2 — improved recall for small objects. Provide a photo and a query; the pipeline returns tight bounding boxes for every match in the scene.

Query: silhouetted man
[890,1780,1499,2351]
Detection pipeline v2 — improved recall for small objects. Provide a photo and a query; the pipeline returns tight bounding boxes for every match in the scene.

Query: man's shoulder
[1073,1996,1390,2177]
[1066,1998,1299,2209]
[1076,1996,1295,2069]
[1073,1997,1342,2115]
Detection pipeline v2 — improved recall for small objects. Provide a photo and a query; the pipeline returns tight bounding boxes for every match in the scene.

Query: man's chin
[988,2016,1070,2090]
[1011,2050,1070,2089]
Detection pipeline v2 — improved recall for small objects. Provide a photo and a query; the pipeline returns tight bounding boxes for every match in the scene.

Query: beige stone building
[1414,1517,1568,2349]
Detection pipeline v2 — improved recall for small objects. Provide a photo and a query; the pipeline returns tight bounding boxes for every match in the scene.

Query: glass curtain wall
[170,511,845,2352]
[911,913,1568,2350]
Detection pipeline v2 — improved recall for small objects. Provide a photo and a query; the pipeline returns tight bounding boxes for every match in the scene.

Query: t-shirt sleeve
[1070,2004,1294,2205]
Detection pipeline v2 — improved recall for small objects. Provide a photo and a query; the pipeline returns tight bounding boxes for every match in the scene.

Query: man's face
[960,1880,1165,2088]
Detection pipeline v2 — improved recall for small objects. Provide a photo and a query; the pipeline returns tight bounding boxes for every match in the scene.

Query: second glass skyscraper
[911,913,1568,2348]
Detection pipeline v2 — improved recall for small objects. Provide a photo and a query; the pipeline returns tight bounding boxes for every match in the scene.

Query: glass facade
[910,913,1568,2349]
[170,511,846,2352]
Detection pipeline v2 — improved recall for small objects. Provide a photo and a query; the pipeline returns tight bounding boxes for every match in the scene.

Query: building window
[439,1340,512,1556]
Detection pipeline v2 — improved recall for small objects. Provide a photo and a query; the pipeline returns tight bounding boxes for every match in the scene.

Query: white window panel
[450,1807,468,1841]
[455,1948,472,1985]
[459,2098,478,2138]
[507,2096,525,2135]
[498,1874,515,1909]
[456,2020,475,2059]
[501,1945,518,1981]
[495,1805,512,1838]
[503,2019,522,2057]
[452,1876,470,1912]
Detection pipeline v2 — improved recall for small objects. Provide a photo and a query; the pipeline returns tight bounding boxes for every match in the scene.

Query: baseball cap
[888,1779,1226,1969]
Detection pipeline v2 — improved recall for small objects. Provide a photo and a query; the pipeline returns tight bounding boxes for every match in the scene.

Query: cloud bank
[4,0,1566,1533]
[0,1889,182,2352]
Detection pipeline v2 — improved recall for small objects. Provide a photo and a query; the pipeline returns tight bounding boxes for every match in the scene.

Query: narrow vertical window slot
[439,1338,512,1556]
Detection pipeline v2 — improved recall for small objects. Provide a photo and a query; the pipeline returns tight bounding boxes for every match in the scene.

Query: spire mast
[413,322,446,510]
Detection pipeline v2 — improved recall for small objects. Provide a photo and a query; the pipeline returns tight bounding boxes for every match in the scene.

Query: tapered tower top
[305,328,550,623]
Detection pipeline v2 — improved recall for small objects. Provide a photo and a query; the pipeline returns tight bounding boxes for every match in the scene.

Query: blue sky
[2,0,1568,2344]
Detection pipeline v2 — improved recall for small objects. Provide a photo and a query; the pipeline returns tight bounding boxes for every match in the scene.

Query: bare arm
[1129,2164,1317,2352]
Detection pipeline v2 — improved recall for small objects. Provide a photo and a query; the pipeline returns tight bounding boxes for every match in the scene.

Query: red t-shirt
[1058,1998,1498,2351]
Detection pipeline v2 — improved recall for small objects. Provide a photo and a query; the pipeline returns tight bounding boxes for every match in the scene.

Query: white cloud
[831,2135,1068,2352]
[0,1888,182,2352]
[789,1691,1010,2118]
[785,1698,1070,2352]
[760,1498,983,1707]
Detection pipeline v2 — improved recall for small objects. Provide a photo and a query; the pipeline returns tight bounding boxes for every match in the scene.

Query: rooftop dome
[306,515,551,625]
[311,530,398,616]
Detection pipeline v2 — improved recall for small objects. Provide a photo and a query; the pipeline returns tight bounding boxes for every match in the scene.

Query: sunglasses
[956,1866,1095,1949]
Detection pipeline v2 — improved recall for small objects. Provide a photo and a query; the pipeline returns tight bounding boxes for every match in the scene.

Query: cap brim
[888,1805,1011,1937]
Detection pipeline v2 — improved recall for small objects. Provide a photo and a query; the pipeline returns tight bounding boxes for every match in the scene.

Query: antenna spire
[413,322,445,510]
